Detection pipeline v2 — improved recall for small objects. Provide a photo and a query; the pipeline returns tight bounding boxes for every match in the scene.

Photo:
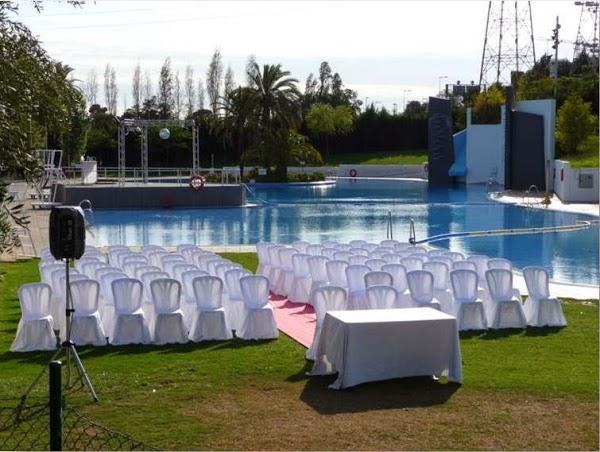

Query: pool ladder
[386,211,394,240]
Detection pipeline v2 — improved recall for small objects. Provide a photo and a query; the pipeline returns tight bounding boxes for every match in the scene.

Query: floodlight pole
[141,126,149,183]
[192,125,200,175]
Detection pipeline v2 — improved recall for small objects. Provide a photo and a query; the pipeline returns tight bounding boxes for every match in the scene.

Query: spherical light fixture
[159,128,170,140]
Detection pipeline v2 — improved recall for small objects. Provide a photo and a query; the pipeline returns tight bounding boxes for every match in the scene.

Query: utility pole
[551,16,560,97]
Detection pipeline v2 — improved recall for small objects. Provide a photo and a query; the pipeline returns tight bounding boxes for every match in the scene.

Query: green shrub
[471,86,505,124]
[556,94,597,155]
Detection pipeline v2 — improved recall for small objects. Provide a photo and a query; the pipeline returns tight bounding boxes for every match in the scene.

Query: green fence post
[49,360,62,451]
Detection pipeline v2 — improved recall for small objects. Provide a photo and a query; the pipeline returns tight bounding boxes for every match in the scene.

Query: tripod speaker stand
[20,207,98,405]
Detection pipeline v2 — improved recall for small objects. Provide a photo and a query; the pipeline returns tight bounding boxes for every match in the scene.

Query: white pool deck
[491,191,600,217]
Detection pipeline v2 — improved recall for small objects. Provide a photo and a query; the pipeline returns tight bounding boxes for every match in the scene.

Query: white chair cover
[467,255,491,288]
[424,261,453,312]
[292,241,310,253]
[96,266,123,281]
[256,242,271,277]
[194,253,217,271]
[288,253,312,304]
[180,269,210,324]
[237,276,278,340]
[307,256,329,304]
[522,267,567,327]
[40,262,64,285]
[163,258,187,277]
[134,265,162,280]
[429,256,454,269]
[365,258,386,271]
[380,239,399,248]
[75,256,100,272]
[364,271,393,288]
[141,245,164,256]
[485,269,526,329]
[172,264,198,282]
[182,247,205,265]
[407,246,428,255]
[123,261,147,278]
[407,270,441,310]
[266,245,284,290]
[427,249,446,258]
[368,251,387,260]
[110,278,151,345]
[321,248,337,260]
[70,280,106,346]
[224,268,252,331]
[177,244,197,253]
[344,264,370,310]
[348,255,369,265]
[381,253,402,264]
[452,260,477,271]
[11,283,56,352]
[98,272,127,334]
[189,276,233,341]
[401,256,424,272]
[305,244,323,256]
[444,251,465,262]
[336,243,352,251]
[274,248,297,296]
[326,260,349,289]
[349,240,367,248]
[150,278,188,344]
[487,258,512,271]
[393,242,411,252]
[306,286,347,360]
[450,269,487,331]
[333,251,351,262]
[122,254,149,267]
[349,247,369,256]
[81,261,108,278]
[361,243,379,253]
[148,250,169,267]
[366,285,399,309]
[381,263,413,308]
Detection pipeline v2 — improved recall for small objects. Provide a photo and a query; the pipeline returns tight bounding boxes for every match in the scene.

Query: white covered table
[310,307,462,389]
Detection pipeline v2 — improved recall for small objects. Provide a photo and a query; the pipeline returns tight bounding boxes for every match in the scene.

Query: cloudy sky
[17,1,585,112]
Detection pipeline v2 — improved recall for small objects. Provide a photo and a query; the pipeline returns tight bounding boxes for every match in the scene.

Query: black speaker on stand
[21,207,98,405]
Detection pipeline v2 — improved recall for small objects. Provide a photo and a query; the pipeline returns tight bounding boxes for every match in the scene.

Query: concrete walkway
[492,191,599,217]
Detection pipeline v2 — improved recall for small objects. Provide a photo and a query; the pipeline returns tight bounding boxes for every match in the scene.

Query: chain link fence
[0,361,158,451]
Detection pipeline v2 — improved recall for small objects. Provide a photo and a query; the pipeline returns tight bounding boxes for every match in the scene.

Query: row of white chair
[12,246,279,352]
[256,241,567,330]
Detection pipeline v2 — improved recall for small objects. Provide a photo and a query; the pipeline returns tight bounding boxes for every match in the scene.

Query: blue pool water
[88,179,599,285]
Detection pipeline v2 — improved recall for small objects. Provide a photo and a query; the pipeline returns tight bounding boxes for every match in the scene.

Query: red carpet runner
[269,294,316,348]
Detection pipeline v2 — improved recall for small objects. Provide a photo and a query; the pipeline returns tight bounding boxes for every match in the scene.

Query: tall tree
[245,54,257,87]
[143,69,153,103]
[132,62,141,116]
[184,65,195,117]
[174,70,182,119]
[103,64,118,115]
[157,57,174,118]
[109,66,118,115]
[197,78,205,110]
[249,63,301,178]
[224,65,235,98]
[84,68,98,106]
[206,48,223,113]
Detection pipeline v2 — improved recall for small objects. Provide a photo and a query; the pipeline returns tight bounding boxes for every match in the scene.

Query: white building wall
[465,106,505,184]
[554,160,599,203]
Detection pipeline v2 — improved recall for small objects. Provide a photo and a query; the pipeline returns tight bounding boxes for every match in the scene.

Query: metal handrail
[386,211,394,240]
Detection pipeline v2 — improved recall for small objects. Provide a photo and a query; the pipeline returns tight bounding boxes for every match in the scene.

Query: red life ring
[189,175,205,190]
[349,168,358,178]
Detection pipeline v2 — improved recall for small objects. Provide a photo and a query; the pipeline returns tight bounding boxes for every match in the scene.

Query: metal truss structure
[117,119,199,184]
[479,1,536,87]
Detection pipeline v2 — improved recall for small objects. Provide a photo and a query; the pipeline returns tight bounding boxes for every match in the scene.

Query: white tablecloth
[310,307,462,389]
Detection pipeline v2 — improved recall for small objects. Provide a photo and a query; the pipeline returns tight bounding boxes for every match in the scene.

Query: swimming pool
[88,179,599,285]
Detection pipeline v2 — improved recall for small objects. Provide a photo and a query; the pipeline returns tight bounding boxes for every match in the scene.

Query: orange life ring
[189,175,205,190]
[349,168,358,178]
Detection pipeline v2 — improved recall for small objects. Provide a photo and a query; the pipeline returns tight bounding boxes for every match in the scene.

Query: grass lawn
[559,135,599,168]
[324,150,428,166]
[0,256,598,449]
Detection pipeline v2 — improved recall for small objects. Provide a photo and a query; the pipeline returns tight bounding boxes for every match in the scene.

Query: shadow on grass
[299,371,460,414]
[0,338,279,365]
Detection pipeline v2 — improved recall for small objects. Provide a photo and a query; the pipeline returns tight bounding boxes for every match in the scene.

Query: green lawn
[324,150,428,166]
[0,257,597,449]
[559,135,599,168]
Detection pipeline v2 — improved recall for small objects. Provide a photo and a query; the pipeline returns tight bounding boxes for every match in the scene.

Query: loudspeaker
[49,206,86,260]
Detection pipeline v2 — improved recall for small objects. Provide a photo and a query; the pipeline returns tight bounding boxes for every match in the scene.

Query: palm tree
[219,86,259,178]
[249,64,301,178]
